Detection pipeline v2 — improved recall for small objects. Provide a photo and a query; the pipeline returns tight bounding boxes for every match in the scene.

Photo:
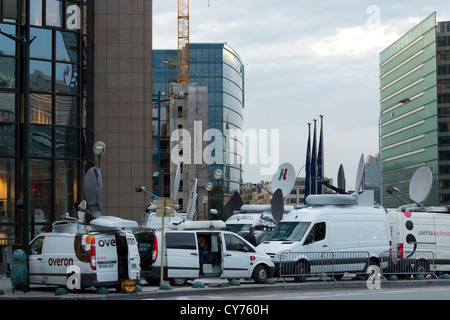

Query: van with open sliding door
[136,229,275,286]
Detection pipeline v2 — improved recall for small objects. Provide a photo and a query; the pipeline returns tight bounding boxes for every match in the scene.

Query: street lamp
[378,97,411,204]
[93,141,106,168]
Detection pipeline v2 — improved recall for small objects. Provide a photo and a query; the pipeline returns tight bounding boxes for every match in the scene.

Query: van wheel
[169,278,187,286]
[293,261,307,282]
[252,265,269,284]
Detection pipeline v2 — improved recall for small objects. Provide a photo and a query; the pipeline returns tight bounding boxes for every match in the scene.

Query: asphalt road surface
[163,285,450,300]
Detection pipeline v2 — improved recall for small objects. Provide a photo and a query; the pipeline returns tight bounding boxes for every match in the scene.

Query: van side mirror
[303,234,315,245]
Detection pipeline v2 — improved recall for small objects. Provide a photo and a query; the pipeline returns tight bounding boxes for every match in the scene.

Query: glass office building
[0,0,90,242]
[153,43,245,201]
[380,12,450,206]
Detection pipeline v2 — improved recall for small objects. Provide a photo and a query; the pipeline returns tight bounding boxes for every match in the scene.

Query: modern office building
[0,0,153,244]
[379,12,450,207]
[153,43,245,208]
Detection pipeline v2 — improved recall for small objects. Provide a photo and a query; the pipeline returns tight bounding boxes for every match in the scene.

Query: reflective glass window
[56,127,77,158]
[0,157,15,223]
[56,95,77,125]
[30,28,52,60]
[30,159,52,219]
[56,31,78,62]
[0,23,16,56]
[0,92,15,121]
[55,62,78,94]
[0,124,15,155]
[55,160,77,216]
[0,56,16,89]
[30,93,52,124]
[46,0,62,27]
[30,60,52,92]
[30,0,43,26]
[30,125,52,157]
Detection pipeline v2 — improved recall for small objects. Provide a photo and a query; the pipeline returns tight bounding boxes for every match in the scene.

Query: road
[161,286,450,300]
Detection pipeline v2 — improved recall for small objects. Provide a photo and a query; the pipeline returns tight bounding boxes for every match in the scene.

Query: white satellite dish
[409,166,432,204]
[271,163,296,199]
[354,154,365,194]
[171,163,181,201]
[186,178,198,220]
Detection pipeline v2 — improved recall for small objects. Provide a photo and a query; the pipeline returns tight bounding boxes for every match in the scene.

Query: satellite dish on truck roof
[84,167,103,213]
[271,163,296,199]
[409,166,432,204]
[271,189,284,223]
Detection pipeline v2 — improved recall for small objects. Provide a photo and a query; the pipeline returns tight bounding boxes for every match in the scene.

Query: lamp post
[93,141,106,168]
[213,169,223,218]
[205,181,213,219]
[378,97,411,204]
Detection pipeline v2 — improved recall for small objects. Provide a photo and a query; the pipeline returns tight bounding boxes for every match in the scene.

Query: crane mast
[178,0,190,83]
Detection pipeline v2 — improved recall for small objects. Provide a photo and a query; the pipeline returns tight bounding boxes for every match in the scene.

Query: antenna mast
[178,0,190,83]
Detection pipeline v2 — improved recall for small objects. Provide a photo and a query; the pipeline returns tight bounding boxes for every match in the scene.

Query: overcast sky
[153,1,450,189]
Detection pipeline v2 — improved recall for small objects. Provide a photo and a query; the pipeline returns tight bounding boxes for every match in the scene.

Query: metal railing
[278,250,438,282]
[278,251,370,282]
[380,250,437,279]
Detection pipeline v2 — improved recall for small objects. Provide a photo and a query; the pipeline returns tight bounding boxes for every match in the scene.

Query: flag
[317,115,324,194]
[311,119,317,194]
[304,123,311,203]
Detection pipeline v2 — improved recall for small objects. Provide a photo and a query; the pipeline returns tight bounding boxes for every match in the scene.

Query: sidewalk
[2,275,450,300]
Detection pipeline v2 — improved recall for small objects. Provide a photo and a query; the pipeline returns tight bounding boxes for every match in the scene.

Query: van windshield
[268,222,311,241]
[226,224,252,233]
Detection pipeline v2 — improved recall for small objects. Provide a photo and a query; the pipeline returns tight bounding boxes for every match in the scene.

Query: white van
[258,191,390,280]
[28,218,141,291]
[387,206,450,273]
[135,229,275,286]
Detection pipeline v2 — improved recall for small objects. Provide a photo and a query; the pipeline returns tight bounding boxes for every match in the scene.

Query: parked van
[135,228,275,286]
[28,217,141,292]
[225,205,293,233]
[258,191,390,280]
[387,206,450,273]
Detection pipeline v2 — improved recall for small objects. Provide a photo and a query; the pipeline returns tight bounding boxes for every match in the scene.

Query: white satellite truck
[257,155,391,281]
[385,166,450,276]
[225,163,297,233]
[28,167,141,292]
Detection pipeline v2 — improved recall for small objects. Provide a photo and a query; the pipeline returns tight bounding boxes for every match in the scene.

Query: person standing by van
[198,237,208,275]
[244,227,257,246]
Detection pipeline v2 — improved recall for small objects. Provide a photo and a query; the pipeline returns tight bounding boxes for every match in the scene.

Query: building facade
[153,43,245,209]
[379,12,450,207]
[0,0,153,244]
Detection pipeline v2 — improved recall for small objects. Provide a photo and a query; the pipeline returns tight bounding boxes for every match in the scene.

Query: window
[30,236,45,255]
[166,232,196,250]
[304,222,326,244]
[224,233,254,252]
[178,106,183,118]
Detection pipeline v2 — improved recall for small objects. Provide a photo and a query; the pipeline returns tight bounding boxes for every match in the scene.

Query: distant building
[153,43,245,215]
[364,154,380,204]
[379,13,450,206]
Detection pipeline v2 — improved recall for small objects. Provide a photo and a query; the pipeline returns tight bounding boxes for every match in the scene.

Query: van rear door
[125,232,140,280]
[166,231,199,279]
[94,234,118,283]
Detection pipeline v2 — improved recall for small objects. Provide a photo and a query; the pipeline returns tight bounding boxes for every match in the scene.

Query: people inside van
[198,237,209,275]
[243,227,257,246]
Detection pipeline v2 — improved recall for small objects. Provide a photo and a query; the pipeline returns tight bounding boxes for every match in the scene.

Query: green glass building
[380,12,450,207]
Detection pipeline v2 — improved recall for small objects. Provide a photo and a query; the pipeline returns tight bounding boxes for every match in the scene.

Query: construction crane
[178,0,190,83]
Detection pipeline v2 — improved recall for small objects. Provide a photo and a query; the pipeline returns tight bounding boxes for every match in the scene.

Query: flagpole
[311,119,317,194]
[304,123,311,203]
[317,115,324,194]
